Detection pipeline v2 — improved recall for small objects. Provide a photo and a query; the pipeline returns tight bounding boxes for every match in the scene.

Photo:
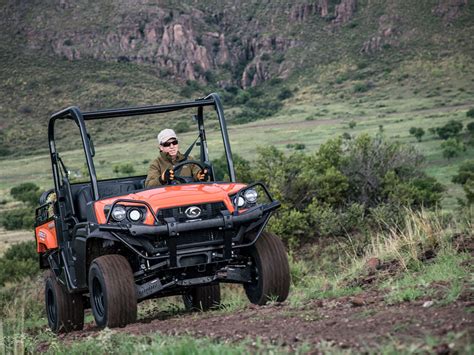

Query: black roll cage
[48,93,237,201]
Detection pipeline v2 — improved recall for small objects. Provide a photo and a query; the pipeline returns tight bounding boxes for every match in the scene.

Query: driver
[145,129,208,187]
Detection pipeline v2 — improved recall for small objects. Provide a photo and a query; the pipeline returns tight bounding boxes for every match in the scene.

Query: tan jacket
[145,151,201,187]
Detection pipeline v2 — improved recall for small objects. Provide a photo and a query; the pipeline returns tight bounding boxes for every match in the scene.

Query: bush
[352,82,371,93]
[409,127,425,142]
[233,97,282,124]
[174,121,191,133]
[277,88,293,101]
[441,138,465,160]
[0,208,35,230]
[436,120,463,140]
[452,160,474,185]
[466,108,474,118]
[212,153,253,183]
[0,241,38,286]
[452,160,474,206]
[113,163,136,175]
[467,122,474,134]
[10,182,42,206]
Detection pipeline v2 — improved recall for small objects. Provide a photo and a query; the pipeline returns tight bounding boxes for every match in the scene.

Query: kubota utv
[35,93,290,333]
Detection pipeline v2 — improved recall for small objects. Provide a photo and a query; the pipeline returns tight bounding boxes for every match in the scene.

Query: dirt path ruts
[58,291,474,351]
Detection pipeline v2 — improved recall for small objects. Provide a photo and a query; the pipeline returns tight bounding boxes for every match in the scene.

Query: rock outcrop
[361,14,401,54]
[333,0,358,24]
[432,0,468,23]
[289,0,357,23]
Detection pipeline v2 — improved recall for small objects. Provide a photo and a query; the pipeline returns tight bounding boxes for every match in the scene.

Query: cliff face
[7,0,364,89]
[2,0,471,88]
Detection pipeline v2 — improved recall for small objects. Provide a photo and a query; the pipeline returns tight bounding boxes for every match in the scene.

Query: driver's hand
[197,169,208,181]
[160,168,175,184]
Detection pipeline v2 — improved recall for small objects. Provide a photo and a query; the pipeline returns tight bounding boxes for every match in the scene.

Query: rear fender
[35,220,58,253]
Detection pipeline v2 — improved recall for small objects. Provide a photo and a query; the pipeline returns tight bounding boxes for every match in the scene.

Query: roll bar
[48,93,236,201]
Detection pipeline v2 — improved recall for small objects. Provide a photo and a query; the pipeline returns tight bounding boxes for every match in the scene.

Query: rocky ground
[52,288,473,353]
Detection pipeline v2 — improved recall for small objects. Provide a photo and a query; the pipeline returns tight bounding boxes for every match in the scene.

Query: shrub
[352,82,371,93]
[466,108,474,118]
[277,88,293,101]
[10,182,42,206]
[0,240,38,286]
[212,153,253,183]
[174,121,191,133]
[436,120,463,140]
[452,160,474,185]
[467,122,474,134]
[342,134,427,207]
[113,163,136,175]
[409,127,425,142]
[441,138,465,159]
[0,208,35,230]
[452,160,474,206]
[348,120,357,129]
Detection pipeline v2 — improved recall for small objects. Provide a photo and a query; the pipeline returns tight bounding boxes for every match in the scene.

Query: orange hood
[94,183,246,224]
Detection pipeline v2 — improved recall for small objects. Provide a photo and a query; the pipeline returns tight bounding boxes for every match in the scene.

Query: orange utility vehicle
[35,93,290,333]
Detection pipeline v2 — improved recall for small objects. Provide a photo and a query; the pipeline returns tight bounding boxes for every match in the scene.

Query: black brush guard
[97,183,280,266]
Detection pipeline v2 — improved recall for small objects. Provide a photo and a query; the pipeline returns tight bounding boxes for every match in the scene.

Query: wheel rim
[92,277,105,318]
[46,287,57,324]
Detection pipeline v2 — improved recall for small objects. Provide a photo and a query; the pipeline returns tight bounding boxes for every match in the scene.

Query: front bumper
[96,199,280,269]
[98,200,280,237]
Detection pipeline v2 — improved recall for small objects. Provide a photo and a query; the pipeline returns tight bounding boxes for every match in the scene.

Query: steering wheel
[170,160,210,184]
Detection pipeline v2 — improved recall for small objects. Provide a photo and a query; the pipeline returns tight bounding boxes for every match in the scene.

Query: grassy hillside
[0,0,473,208]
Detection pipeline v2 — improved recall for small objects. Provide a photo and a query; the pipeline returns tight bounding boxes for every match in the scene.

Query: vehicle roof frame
[48,93,236,201]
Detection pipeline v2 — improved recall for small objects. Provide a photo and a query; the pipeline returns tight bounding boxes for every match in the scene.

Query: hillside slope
[0,0,473,156]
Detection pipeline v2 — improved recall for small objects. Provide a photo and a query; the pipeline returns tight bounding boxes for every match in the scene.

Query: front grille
[156,202,227,224]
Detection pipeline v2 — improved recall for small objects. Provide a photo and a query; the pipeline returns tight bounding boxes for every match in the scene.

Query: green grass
[2,51,473,209]
[383,251,471,304]
[5,327,311,354]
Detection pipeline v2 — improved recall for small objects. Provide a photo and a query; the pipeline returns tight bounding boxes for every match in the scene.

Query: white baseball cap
[157,129,177,145]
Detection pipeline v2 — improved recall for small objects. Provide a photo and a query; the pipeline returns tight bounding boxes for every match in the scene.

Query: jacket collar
[160,150,184,163]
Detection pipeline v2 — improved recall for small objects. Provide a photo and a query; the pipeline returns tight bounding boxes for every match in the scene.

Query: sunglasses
[162,140,178,147]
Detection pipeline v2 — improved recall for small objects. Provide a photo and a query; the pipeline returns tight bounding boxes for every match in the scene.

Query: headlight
[111,205,126,221]
[234,196,246,207]
[128,208,142,222]
[244,189,258,203]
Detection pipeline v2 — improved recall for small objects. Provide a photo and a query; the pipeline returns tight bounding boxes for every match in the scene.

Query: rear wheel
[244,231,291,305]
[88,254,137,328]
[45,270,84,333]
[183,284,221,311]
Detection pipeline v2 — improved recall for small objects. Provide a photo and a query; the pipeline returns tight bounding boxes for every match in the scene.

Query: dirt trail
[59,290,473,352]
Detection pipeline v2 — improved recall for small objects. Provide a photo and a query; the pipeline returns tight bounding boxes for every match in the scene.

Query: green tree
[436,120,463,140]
[441,138,465,160]
[452,160,474,206]
[466,122,474,134]
[409,127,425,142]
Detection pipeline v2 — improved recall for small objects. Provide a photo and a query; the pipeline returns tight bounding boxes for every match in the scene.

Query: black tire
[88,254,137,328]
[183,284,221,311]
[45,270,84,333]
[244,231,291,305]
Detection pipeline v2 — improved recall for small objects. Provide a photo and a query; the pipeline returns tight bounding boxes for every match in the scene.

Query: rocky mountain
[2,0,471,89]
[0,0,472,156]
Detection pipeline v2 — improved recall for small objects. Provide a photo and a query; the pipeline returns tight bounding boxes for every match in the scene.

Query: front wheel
[88,254,137,328]
[45,270,84,333]
[244,231,291,305]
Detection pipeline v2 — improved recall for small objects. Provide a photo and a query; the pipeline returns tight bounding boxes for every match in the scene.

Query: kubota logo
[185,206,201,219]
